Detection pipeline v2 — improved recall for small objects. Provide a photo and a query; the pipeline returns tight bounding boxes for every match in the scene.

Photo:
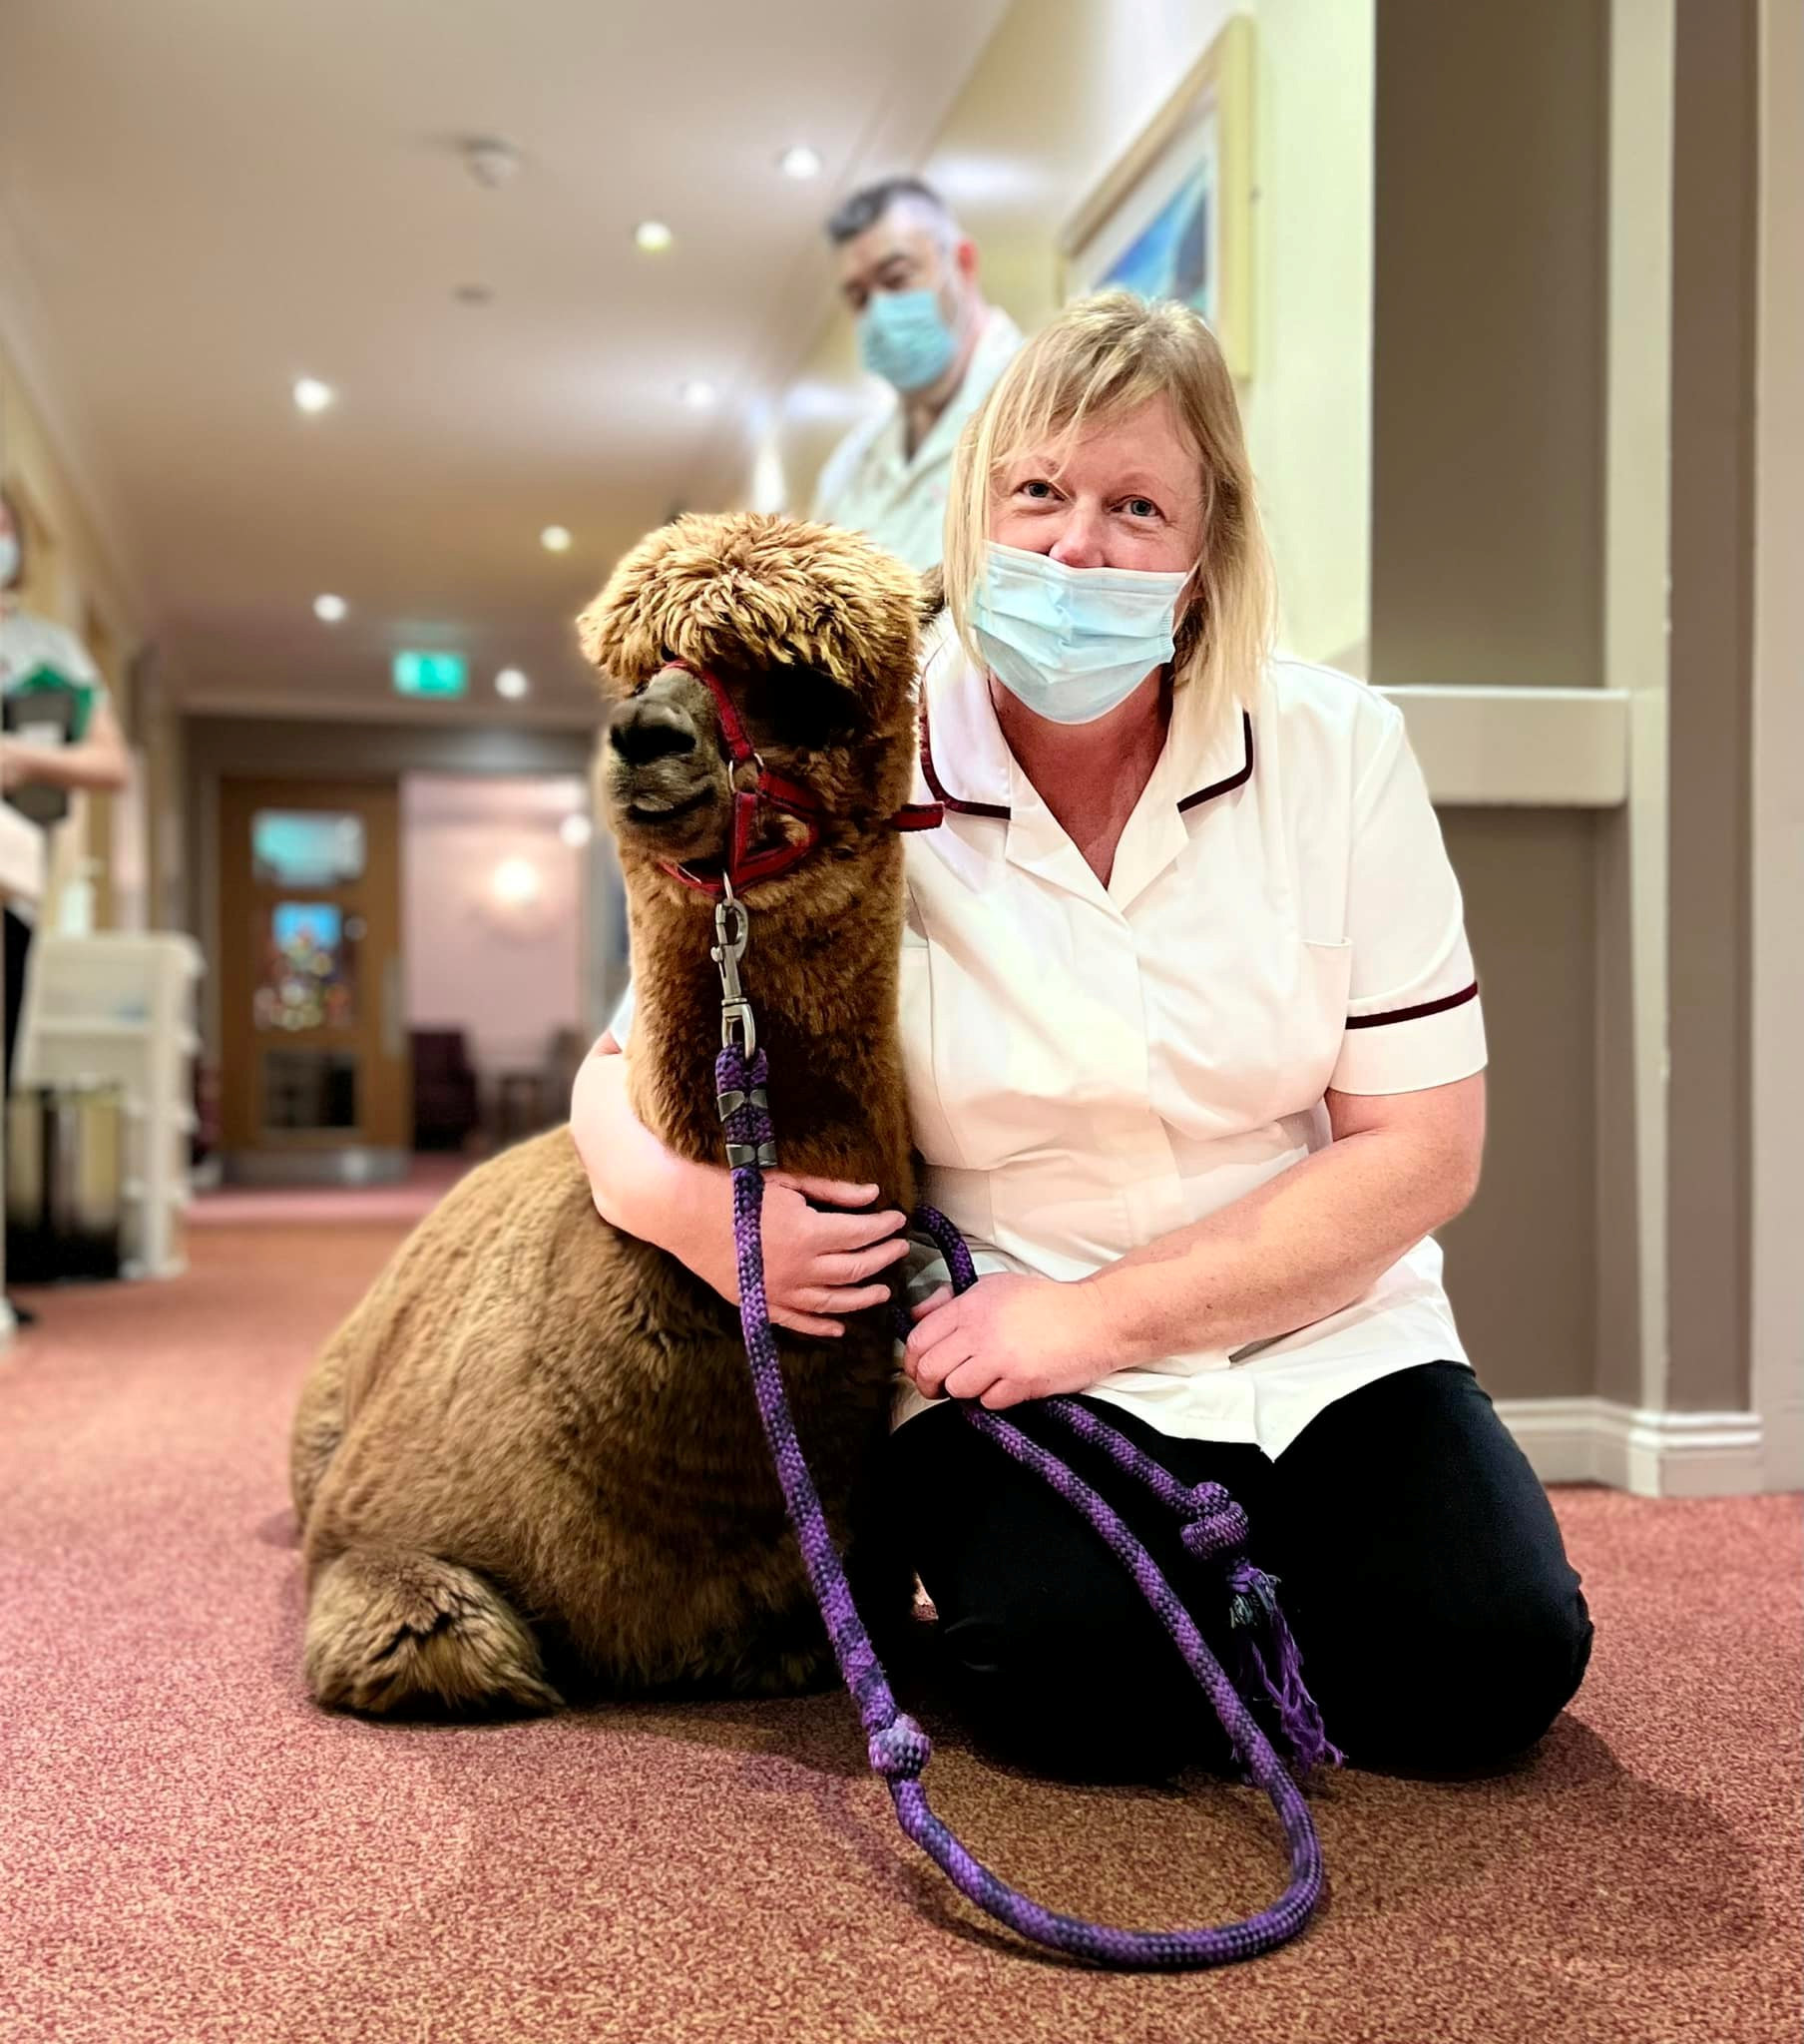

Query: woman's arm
[904,1073,1486,1406]
[571,1033,910,1337]
[0,699,131,795]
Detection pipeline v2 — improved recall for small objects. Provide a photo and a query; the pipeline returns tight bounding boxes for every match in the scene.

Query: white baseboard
[1495,1395,1770,1497]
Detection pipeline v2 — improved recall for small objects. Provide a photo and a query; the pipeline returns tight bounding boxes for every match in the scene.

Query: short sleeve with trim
[1329,705,1487,1096]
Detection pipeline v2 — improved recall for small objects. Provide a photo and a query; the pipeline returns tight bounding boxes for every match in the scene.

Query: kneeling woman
[574,290,1592,1781]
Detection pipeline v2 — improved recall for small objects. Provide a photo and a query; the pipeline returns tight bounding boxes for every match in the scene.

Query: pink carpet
[186,1155,472,1230]
[1,1218,1799,2044]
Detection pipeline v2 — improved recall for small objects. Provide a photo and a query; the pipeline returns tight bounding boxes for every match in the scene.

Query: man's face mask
[857,288,958,395]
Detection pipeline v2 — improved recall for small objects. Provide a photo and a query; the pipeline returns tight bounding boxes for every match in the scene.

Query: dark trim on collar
[919,701,1011,819]
[920,703,1257,823]
[1175,713,1255,813]
[1344,981,1480,1030]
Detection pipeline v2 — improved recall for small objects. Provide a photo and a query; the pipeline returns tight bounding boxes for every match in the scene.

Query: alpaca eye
[739,667,861,749]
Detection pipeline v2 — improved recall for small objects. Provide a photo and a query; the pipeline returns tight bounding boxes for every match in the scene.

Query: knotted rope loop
[869,1713,934,1782]
[1178,1482,1250,1562]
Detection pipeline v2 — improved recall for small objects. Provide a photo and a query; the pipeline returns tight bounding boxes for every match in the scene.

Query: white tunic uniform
[809,309,1022,573]
[608,634,1487,1459]
[891,632,1487,1454]
[1,607,107,929]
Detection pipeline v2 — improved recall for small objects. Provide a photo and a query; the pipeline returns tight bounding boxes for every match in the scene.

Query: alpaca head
[578,513,926,911]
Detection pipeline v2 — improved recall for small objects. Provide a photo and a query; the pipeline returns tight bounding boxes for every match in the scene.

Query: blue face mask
[857,288,958,393]
[968,542,1189,725]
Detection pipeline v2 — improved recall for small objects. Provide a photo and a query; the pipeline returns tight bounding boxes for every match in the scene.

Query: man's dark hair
[824,176,954,247]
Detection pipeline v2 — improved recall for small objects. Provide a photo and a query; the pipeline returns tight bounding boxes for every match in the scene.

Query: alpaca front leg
[303,1547,561,1718]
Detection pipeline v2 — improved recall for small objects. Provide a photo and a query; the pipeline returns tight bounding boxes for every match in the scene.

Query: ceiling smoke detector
[461,138,522,191]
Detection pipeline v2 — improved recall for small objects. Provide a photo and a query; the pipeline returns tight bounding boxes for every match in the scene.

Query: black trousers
[879,1361,1593,1781]
[3,907,27,1092]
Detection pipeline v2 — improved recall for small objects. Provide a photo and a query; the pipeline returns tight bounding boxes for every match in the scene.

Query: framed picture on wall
[1060,16,1255,380]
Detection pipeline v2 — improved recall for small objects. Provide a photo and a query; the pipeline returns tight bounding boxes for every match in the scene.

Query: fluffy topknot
[577,511,923,706]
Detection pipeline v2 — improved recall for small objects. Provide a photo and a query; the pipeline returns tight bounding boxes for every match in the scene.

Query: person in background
[809,177,1021,572]
[0,483,131,1325]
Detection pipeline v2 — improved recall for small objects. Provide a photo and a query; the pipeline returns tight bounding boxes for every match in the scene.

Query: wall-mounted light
[491,855,541,906]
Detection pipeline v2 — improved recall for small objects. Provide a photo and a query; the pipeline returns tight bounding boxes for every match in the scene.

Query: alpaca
[289,512,927,1715]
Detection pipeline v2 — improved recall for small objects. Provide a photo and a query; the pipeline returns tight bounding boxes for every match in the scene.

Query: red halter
[655,660,941,898]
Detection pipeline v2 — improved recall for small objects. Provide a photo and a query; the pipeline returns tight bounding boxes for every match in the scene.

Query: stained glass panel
[252,901,358,1031]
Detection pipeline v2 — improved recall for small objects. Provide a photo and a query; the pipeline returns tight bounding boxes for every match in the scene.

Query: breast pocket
[1149,929,1354,1135]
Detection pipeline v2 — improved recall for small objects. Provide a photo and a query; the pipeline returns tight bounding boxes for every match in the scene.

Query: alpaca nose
[610,699,698,766]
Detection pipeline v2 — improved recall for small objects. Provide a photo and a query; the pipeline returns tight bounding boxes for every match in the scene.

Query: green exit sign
[392,651,467,698]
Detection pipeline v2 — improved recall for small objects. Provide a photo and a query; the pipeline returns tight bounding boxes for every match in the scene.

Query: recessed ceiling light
[560,812,594,848]
[539,525,573,553]
[679,379,717,409]
[634,220,674,253]
[293,376,335,414]
[777,144,822,181]
[462,137,521,191]
[495,667,530,700]
[312,593,347,623]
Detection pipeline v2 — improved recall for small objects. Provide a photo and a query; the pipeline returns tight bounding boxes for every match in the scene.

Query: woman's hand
[728,1175,911,1339]
[903,1273,1112,1409]
[571,1031,907,1338]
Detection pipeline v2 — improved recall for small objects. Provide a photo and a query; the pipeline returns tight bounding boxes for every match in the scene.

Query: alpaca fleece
[290,512,926,1713]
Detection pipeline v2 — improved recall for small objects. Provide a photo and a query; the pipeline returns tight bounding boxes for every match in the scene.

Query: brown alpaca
[289,512,925,1714]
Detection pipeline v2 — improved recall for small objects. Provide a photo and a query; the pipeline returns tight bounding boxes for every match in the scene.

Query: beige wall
[762,0,1376,669]
[1751,0,1804,1483]
[1369,1,1610,1403]
[1438,809,1599,1395]
[1665,0,1760,1416]
[1370,1,1607,688]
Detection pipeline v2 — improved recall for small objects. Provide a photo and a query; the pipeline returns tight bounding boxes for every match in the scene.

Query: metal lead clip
[710,879,756,1055]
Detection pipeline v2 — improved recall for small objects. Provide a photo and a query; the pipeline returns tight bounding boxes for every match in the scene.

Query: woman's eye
[1122,496,1160,520]
[1018,479,1058,502]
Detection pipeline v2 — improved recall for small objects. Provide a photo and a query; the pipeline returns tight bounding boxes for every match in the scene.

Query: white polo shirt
[2,605,107,929]
[891,632,1487,1455]
[607,634,1487,1460]
[809,308,1022,573]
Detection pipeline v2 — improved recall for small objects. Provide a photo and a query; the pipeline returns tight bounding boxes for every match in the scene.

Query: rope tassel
[1226,1562,1344,1777]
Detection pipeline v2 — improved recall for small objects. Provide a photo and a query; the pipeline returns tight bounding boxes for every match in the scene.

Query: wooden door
[217,777,409,1168]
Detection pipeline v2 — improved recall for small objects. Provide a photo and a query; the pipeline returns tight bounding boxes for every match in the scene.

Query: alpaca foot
[304,1548,561,1718]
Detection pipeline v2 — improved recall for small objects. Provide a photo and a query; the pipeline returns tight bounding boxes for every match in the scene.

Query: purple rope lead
[717,1041,1334,1968]
[909,1206,1344,1781]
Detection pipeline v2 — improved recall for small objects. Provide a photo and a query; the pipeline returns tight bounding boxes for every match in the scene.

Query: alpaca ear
[917,565,946,624]
[574,596,610,669]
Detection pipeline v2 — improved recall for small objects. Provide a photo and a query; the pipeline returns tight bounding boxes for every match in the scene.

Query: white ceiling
[0,0,1006,726]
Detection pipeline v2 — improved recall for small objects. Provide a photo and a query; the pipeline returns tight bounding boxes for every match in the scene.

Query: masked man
[810,179,1021,573]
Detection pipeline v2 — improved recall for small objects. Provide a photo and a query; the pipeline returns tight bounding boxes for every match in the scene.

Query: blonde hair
[943,291,1274,725]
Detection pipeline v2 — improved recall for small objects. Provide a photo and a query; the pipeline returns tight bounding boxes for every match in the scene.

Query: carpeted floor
[1,1204,1799,2044]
